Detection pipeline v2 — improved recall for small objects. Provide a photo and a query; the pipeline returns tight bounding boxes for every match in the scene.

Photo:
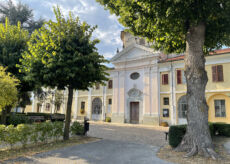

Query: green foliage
[37,121,53,143]
[0,0,44,33]
[4,125,19,148]
[169,124,215,148]
[71,121,84,135]
[0,124,6,144]
[17,124,31,147]
[105,117,111,122]
[20,7,108,90]
[52,121,64,141]
[30,123,40,144]
[7,114,30,126]
[169,125,187,148]
[0,66,18,111]
[213,123,230,137]
[96,0,230,53]
[0,18,33,109]
[0,122,65,149]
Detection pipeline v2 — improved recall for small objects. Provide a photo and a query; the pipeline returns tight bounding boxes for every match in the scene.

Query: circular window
[130,72,140,80]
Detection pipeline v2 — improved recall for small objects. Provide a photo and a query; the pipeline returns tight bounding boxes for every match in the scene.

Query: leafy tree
[0,66,19,124]
[0,0,44,33]
[20,7,108,140]
[96,0,230,159]
[0,18,34,115]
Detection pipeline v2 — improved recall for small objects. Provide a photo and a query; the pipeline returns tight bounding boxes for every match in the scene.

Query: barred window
[214,100,226,117]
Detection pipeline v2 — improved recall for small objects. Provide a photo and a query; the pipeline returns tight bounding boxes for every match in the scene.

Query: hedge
[168,123,221,148]
[0,121,64,149]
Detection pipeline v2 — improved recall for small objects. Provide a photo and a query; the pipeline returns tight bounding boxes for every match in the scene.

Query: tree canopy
[0,0,44,33]
[20,7,108,140]
[0,18,34,109]
[96,0,230,53]
[20,7,108,90]
[0,66,18,111]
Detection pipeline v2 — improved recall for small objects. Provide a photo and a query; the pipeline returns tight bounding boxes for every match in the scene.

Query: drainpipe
[170,61,175,125]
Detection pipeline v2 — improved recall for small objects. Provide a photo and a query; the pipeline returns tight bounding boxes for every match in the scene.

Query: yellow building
[25,32,230,126]
[159,49,230,125]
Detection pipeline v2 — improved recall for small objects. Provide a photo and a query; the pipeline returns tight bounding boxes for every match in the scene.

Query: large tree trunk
[175,23,218,159]
[63,87,73,140]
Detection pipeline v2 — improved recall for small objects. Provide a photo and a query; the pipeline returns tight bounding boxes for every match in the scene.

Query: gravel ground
[87,122,168,147]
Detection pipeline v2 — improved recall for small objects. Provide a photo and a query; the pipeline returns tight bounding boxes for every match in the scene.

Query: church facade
[26,31,230,125]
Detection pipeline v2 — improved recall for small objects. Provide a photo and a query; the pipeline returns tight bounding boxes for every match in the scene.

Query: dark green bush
[169,124,215,148]
[71,121,84,135]
[27,112,52,120]
[7,114,31,126]
[169,125,186,148]
[213,123,230,137]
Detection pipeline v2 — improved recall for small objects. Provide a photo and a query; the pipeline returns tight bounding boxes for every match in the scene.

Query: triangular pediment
[110,44,160,63]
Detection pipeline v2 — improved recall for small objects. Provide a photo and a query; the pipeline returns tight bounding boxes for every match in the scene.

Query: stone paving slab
[4,140,173,164]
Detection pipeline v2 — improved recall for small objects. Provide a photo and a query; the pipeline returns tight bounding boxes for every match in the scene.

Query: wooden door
[130,102,139,124]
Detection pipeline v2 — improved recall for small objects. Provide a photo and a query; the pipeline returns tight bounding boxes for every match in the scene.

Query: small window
[130,72,140,80]
[108,80,113,89]
[163,109,169,117]
[214,100,226,117]
[81,102,85,110]
[162,74,169,85]
[95,83,100,90]
[46,103,50,111]
[212,65,224,82]
[163,97,169,105]
[108,99,112,105]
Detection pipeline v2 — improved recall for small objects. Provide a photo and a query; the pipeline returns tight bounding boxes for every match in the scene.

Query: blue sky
[9,0,124,60]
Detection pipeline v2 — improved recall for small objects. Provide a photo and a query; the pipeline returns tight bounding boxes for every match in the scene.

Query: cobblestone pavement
[88,122,168,147]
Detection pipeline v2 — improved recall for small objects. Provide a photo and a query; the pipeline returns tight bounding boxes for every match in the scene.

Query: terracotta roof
[159,48,230,63]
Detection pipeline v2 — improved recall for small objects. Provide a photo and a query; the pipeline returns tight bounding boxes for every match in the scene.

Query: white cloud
[13,0,124,59]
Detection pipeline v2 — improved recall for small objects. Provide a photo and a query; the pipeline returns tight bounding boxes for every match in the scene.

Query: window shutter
[212,66,217,82]
[162,74,165,84]
[164,74,169,84]
[217,65,224,82]
[177,70,182,84]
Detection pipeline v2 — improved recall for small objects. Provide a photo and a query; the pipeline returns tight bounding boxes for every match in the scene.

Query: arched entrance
[178,95,188,124]
[92,98,102,121]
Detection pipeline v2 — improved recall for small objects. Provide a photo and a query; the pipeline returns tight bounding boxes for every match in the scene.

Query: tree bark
[63,87,73,140]
[175,23,218,159]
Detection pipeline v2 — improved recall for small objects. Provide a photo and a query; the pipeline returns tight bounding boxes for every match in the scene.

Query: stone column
[73,90,78,120]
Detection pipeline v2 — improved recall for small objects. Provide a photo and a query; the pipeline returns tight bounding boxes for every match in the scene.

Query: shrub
[52,121,64,141]
[38,121,53,143]
[168,124,216,148]
[27,113,52,121]
[17,124,31,148]
[169,125,186,148]
[7,114,30,126]
[105,117,111,122]
[71,121,84,135]
[213,123,230,137]
[0,125,6,144]
[4,125,19,149]
[30,123,40,144]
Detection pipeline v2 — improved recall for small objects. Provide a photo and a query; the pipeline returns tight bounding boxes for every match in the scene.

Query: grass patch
[0,136,98,162]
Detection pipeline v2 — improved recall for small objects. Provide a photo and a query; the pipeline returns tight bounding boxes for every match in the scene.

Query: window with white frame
[214,100,226,117]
